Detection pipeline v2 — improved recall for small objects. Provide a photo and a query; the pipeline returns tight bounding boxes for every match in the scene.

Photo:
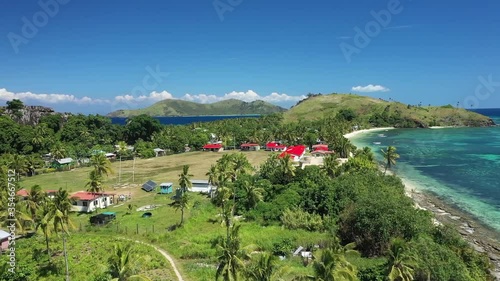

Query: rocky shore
[407,188,500,280]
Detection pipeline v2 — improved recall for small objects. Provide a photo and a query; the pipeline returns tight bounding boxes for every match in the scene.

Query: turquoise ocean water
[351,110,500,232]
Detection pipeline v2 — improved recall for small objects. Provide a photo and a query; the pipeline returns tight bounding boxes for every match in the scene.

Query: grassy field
[20,150,270,195]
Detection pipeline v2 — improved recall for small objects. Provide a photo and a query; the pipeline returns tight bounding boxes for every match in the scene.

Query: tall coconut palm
[207,164,220,187]
[241,178,264,210]
[381,146,400,174]
[279,154,296,183]
[40,202,55,259]
[52,188,75,234]
[50,141,67,160]
[91,153,114,178]
[24,154,42,177]
[108,243,152,281]
[178,165,193,193]
[387,238,417,281]
[86,170,104,193]
[215,224,249,281]
[116,141,129,157]
[231,153,254,181]
[170,192,190,226]
[9,154,26,181]
[23,184,46,229]
[323,154,340,178]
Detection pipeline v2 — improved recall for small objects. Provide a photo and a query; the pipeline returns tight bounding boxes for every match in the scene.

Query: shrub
[280,208,324,231]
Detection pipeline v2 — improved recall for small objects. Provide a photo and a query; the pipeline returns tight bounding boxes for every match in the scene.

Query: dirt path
[120,238,184,281]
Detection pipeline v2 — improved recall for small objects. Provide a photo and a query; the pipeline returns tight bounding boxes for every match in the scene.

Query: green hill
[107,99,286,117]
[284,94,494,127]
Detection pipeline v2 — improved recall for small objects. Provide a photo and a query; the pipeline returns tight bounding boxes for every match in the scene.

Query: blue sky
[1,0,500,114]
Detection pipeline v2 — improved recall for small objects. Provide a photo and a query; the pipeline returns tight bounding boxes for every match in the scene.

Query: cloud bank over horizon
[0,88,306,113]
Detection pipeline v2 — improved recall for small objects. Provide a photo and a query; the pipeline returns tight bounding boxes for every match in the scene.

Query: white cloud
[351,84,390,93]
[183,90,306,104]
[0,88,304,112]
[0,88,108,104]
[114,90,174,103]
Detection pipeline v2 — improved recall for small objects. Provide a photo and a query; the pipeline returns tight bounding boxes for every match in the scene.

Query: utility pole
[118,156,122,184]
[132,156,135,183]
[63,235,70,281]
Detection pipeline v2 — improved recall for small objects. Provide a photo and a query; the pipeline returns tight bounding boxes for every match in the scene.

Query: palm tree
[178,165,193,193]
[241,178,264,210]
[24,154,42,177]
[91,153,114,178]
[52,188,75,234]
[108,243,152,281]
[86,170,104,193]
[311,248,359,281]
[207,164,220,187]
[387,238,417,281]
[51,141,67,160]
[116,141,129,157]
[40,202,55,259]
[23,184,46,229]
[323,154,340,178]
[381,146,400,174]
[231,153,253,181]
[9,154,26,181]
[245,253,288,281]
[170,192,190,226]
[279,154,296,183]
[215,224,249,281]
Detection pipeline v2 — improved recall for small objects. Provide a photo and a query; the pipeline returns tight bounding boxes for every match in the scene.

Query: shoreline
[343,127,395,139]
[345,127,500,279]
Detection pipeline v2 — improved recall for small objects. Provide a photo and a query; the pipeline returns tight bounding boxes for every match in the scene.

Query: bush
[272,238,295,257]
[281,208,324,231]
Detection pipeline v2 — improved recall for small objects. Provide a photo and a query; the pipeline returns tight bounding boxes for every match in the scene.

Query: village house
[240,143,261,151]
[0,230,11,252]
[51,158,75,170]
[202,143,224,152]
[265,141,287,152]
[279,145,307,162]
[16,189,58,200]
[190,179,216,194]
[71,191,115,213]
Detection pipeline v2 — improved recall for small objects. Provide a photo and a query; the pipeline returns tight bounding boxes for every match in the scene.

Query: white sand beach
[343,127,395,139]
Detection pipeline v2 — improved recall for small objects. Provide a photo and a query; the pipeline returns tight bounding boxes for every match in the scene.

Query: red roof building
[202,143,223,152]
[312,144,329,151]
[71,191,115,213]
[16,189,29,198]
[265,141,287,151]
[279,145,307,161]
[240,143,261,151]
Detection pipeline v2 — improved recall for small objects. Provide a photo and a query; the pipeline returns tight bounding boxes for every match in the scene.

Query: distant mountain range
[106,99,287,117]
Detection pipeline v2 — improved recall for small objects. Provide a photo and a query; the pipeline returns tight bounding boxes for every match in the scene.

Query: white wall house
[71,192,115,213]
[190,180,216,194]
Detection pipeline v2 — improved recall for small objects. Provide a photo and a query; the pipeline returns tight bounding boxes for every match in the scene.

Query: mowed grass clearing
[20,150,270,195]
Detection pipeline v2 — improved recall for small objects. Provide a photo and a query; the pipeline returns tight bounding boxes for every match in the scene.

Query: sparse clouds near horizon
[0,88,305,112]
[351,84,390,93]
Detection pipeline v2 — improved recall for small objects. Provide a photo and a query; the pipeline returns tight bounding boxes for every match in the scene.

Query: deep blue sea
[110,115,260,125]
[351,108,500,231]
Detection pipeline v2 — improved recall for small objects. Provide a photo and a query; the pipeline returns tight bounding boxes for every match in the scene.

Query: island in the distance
[106,99,287,117]
[106,93,495,128]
